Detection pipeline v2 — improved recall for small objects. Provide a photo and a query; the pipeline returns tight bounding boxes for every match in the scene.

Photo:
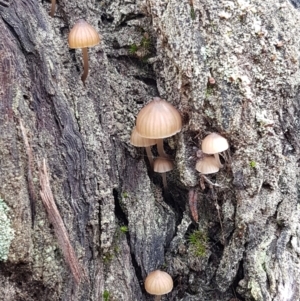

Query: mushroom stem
[154,295,162,301]
[225,149,232,164]
[81,47,89,83]
[157,139,169,158]
[50,0,56,17]
[161,173,168,189]
[202,175,224,188]
[145,146,153,168]
[214,153,223,168]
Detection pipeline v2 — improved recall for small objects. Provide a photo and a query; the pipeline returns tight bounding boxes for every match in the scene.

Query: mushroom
[153,157,174,189]
[130,127,156,167]
[50,0,56,17]
[68,20,100,84]
[195,156,220,174]
[144,270,173,301]
[201,133,229,167]
[136,97,182,158]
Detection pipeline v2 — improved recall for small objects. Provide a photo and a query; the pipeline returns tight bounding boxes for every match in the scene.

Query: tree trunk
[1,0,300,300]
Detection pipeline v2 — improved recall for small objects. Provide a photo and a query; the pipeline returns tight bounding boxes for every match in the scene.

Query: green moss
[128,33,153,59]
[188,230,208,257]
[102,252,114,263]
[128,44,138,54]
[205,87,213,98]
[120,225,128,233]
[140,36,151,49]
[190,7,196,20]
[103,290,111,301]
[0,198,14,261]
[249,160,257,168]
[121,191,129,199]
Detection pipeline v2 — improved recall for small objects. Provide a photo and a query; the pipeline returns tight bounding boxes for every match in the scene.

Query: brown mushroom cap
[130,127,156,147]
[153,157,174,173]
[136,97,182,139]
[201,133,229,154]
[68,20,100,49]
[196,156,219,174]
[144,270,173,296]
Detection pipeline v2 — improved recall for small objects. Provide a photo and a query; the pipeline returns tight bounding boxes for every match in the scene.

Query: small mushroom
[153,157,174,189]
[130,127,156,167]
[144,270,173,301]
[68,20,100,84]
[201,133,229,167]
[136,97,182,158]
[196,156,220,174]
[50,0,56,17]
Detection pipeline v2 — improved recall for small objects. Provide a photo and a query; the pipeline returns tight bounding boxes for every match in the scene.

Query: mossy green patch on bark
[0,198,15,261]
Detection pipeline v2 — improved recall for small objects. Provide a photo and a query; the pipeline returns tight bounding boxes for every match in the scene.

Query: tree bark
[1,0,300,300]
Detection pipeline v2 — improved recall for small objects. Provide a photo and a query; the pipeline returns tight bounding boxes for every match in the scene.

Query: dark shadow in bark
[0,262,53,301]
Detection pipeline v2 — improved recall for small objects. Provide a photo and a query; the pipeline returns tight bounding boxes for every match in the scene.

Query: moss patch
[188,230,208,257]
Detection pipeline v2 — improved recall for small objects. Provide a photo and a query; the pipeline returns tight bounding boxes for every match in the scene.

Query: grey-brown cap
[136,97,182,139]
[196,156,219,174]
[201,133,229,154]
[130,127,156,147]
[144,270,173,296]
[69,20,100,49]
[153,157,174,173]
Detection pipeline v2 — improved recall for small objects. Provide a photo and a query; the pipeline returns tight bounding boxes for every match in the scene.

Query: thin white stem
[219,152,226,161]
[226,149,232,164]
[50,0,56,17]
[214,153,223,168]
[154,295,162,301]
[145,146,153,168]
[201,175,224,188]
[81,47,89,83]
[157,139,169,158]
[162,173,168,189]
[215,201,225,244]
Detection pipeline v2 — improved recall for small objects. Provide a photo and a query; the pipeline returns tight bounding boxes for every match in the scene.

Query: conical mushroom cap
[130,127,156,147]
[136,97,182,139]
[153,157,174,173]
[68,20,100,49]
[201,133,229,154]
[196,156,219,174]
[144,270,173,295]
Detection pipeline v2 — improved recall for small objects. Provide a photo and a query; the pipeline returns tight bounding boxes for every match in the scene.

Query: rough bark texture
[1,0,300,300]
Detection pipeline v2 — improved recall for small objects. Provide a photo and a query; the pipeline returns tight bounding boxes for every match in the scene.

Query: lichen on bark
[0,198,15,261]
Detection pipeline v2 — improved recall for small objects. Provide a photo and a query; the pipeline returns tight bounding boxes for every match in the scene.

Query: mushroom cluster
[130,97,182,188]
[45,10,232,298]
[196,133,229,176]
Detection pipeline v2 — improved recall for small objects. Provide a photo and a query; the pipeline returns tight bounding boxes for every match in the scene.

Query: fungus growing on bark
[68,20,100,83]
[144,270,173,301]
[136,97,182,158]
[196,156,220,174]
[50,0,56,17]
[201,133,229,167]
[130,127,156,167]
[208,76,215,85]
[153,157,174,189]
